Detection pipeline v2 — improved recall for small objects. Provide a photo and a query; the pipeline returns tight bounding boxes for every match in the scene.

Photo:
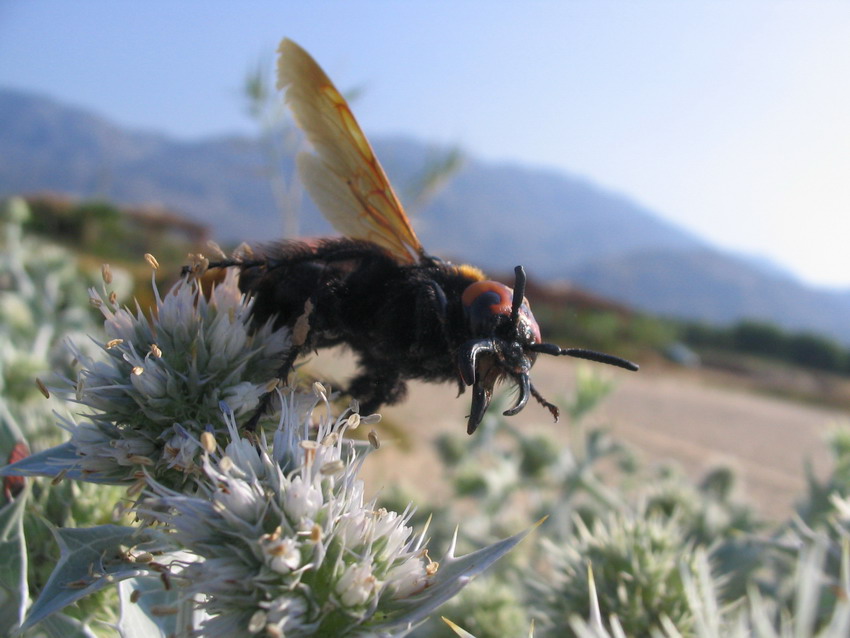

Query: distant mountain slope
[570,249,850,340]
[3,87,850,343]
[0,88,308,240]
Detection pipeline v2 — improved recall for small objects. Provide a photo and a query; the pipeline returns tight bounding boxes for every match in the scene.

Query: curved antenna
[529,343,639,372]
[509,265,527,330]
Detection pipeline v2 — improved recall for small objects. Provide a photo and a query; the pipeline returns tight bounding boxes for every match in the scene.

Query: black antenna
[529,343,639,372]
[562,347,639,371]
[510,265,527,329]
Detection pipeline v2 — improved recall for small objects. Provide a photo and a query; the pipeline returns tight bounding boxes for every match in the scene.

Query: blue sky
[2,1,849,288]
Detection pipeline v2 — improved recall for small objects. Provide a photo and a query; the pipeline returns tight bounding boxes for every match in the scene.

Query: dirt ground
[309,351,848,521]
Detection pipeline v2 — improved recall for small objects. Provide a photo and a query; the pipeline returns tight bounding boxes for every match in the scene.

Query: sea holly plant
[8,263,291,488]
[0,256,537,636]
[135,394,540,636]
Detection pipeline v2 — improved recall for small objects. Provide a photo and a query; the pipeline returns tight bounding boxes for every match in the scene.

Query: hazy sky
[2,1,849,289]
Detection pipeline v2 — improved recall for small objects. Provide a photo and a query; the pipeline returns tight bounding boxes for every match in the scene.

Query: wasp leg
[530,383,560,422]
[348,363,407,416]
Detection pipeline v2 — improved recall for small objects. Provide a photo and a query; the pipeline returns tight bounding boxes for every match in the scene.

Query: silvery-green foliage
[797,426,850,530]
[439,367,624,542]
[16,524,172,633]
[658,542,850,637]
[412,358,772,638]
[0,196,122,441]
[533,510,697,638]
[756,425,850,624]
[528,542,850,638]
[442,544,850,638]
[1,197,129,636]
[642,465,763,601]
[420,378,850,638]
[408,371,629,638]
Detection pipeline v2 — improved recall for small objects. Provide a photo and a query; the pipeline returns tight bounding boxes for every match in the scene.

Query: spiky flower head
[137,389,436,637]
[52,265,289,487]
[534,510,697,637]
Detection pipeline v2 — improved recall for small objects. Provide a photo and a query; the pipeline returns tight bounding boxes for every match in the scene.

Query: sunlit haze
[1,1,848,288]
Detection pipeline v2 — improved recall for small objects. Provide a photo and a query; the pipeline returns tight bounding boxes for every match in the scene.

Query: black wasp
[197,39,638,435]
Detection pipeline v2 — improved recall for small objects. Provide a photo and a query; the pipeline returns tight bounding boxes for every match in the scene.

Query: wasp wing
[276,38,426,265]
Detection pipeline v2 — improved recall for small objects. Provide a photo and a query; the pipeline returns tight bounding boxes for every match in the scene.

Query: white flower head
[137,388,436,636]
[50,267,290,487]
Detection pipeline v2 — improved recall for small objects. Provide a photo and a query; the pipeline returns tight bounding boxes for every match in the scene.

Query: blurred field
[307,350,845,521]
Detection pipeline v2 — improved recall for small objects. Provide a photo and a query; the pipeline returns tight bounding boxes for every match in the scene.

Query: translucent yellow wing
[276,38,426,264]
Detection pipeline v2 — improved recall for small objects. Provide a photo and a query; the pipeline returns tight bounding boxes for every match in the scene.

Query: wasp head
[457,266,638,435]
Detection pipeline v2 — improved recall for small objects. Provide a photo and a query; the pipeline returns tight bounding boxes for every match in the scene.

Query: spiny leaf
[373,518,545,630]
[0,441,130,484]
[21,525,164,631]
